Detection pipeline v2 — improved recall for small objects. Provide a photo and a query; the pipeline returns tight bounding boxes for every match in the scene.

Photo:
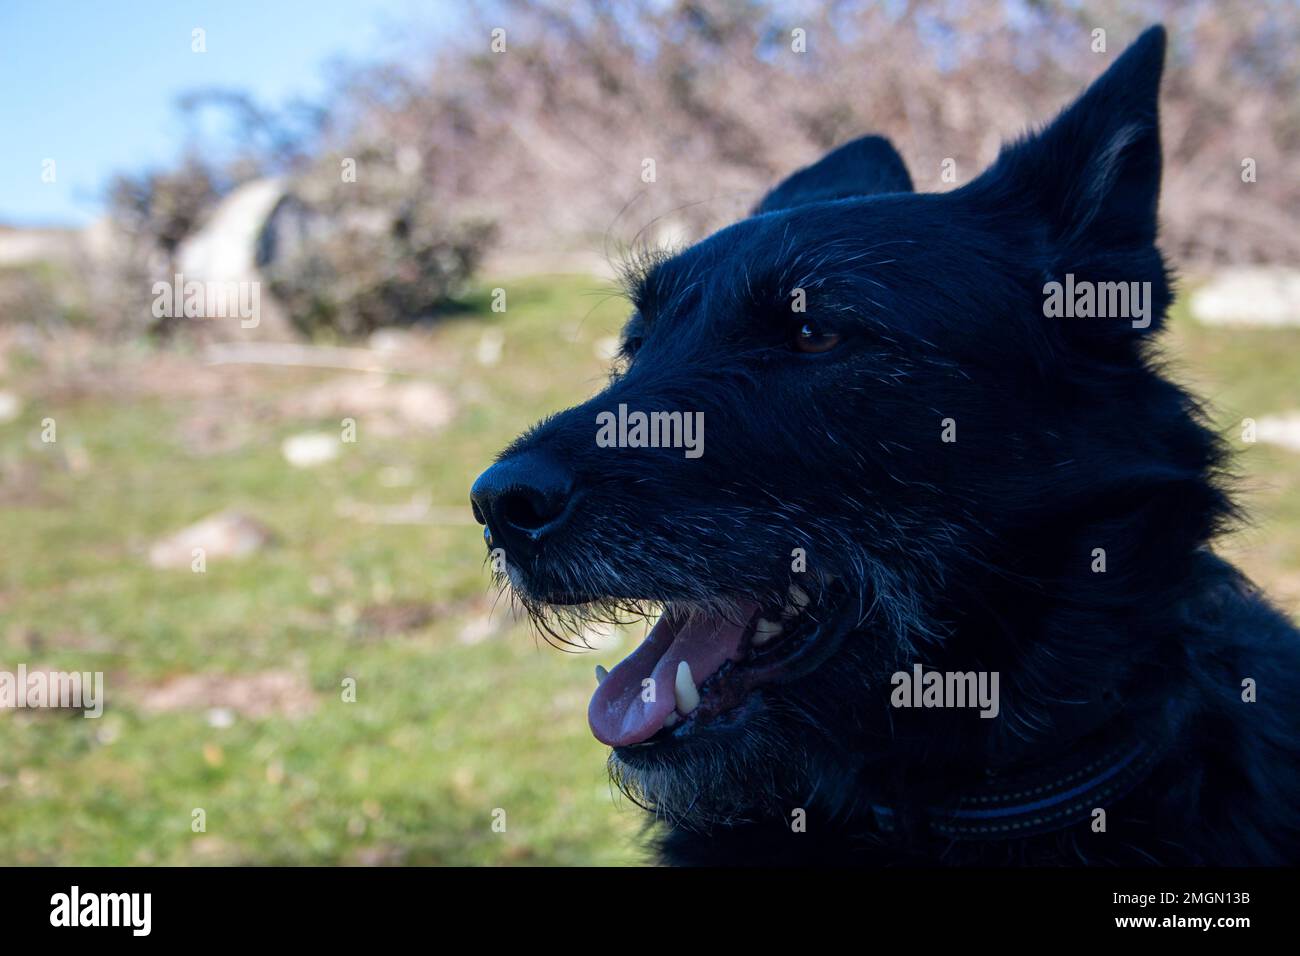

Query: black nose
[470,451,576,562]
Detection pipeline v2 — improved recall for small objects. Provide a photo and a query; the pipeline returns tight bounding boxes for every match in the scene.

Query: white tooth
[663,711,679,729]
[595,665,609,685]
[752,617,784,645]
[674,660,700,715]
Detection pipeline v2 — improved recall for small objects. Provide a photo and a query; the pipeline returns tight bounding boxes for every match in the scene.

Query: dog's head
[471,27,1221,823]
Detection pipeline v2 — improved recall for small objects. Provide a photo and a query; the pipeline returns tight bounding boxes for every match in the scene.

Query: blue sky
[0,0,457,226]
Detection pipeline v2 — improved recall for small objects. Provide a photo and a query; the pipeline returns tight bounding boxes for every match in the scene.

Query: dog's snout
[470,451,575,560]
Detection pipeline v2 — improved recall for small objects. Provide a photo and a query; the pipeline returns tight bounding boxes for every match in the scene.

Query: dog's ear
[967,25,1165,254]
[754,135,914,214]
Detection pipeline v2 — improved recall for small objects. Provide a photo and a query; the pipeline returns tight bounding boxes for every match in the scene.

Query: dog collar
[870,736,1166,841]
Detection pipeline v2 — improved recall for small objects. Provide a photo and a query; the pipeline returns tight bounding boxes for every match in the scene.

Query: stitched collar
[870,734,1166,841]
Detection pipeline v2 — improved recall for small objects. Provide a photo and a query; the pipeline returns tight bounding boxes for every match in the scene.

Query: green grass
[1164,296,1300,587]
[0,273,1297,865]
[0,274,647,865]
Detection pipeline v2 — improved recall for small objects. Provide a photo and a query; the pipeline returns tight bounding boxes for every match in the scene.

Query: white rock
[148,510,273,569]
[389,381,456,431]
[281,431,340,468]
[282,376,455,435]
[173,178,293,338]
[206,707,236,729]
[477,329,505,366]
[175,179,284,293]
[1190,268,1300,328]
[0,390,20,424]
[1256,412,1300,453]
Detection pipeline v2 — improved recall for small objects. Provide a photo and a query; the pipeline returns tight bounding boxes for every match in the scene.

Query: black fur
[472,26,1300,865]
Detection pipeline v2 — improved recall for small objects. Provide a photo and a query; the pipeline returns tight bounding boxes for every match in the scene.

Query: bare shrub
[332,0,1297,268]
[95,0,1299,344]
[101,157,222,334]
[259,143,496,338]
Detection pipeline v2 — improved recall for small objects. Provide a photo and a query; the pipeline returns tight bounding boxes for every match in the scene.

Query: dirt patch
[175,406,267,456]
[130,669,317,719]
[355,601,437,639]
[0,456,68,508]
[148,509,275,569]
[279,374,456,436]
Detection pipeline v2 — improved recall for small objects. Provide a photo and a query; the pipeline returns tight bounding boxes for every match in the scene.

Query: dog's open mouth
[587,579,848,748]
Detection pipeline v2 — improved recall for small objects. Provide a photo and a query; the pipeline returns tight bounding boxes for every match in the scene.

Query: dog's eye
[621,335,644,357]
[793,322,842,354]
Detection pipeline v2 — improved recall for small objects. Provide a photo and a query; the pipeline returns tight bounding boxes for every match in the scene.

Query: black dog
[471,26,1300,865]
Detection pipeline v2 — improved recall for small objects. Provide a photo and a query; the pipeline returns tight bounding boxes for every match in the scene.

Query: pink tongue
[588,602,758,747]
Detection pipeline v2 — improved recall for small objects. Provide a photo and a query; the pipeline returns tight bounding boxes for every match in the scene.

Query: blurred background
[0,0,1297,865]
